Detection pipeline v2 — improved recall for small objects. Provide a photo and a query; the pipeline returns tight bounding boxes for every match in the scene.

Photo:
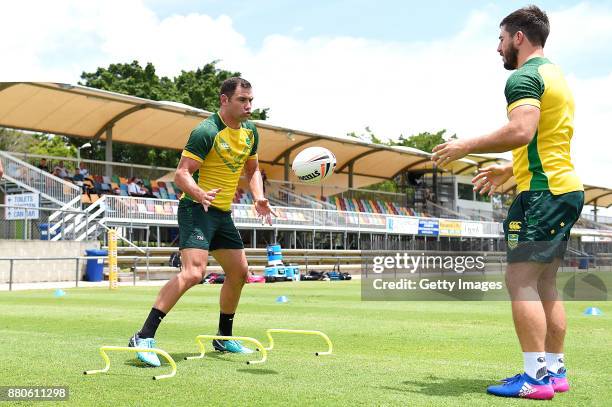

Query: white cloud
[1,1,611,188]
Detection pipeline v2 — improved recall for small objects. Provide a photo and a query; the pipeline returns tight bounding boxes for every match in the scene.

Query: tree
[78,60,269,167]
[0,128,38,153]
[394,129,456,153]
[345,128,457,193]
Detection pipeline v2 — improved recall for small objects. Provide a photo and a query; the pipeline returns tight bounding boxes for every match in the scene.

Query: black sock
[218,312,235,336]
[139,308,166,339]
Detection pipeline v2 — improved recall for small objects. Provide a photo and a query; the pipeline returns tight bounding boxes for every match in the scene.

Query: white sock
[546,352,565,374]
[523,352,547,380]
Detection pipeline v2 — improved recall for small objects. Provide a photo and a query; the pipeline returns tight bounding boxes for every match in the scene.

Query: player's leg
[129,199,212,366]
[153,249,209,313]
[488,191,555,399]
[507,261,548,355]
[538,258,569,392]
[210,249,253,353]
[538,191,583,392]
[128,249,208,366]
[487,261,554,399]
[215,248,249,318]
[207,209,253,353]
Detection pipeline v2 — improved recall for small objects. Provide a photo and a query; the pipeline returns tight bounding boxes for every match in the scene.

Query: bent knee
[179,267,204,286]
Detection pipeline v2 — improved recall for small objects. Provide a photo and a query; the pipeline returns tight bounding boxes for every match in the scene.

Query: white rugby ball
[292,147,337,184]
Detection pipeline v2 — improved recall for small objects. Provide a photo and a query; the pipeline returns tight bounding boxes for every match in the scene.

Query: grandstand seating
[326,196,420,217]
[74,170,422,217]
[73,174,182,205]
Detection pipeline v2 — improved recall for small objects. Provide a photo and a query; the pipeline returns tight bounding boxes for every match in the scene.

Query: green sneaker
[128,333,161,367]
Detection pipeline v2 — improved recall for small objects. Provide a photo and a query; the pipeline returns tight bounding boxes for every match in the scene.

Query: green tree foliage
[77,60,269,167]
[394,130,456,153]
[0,128,38,153]
[346,128,458,192]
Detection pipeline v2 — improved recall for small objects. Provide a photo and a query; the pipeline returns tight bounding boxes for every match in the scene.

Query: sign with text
[386,216,419,234]
[418,218,439,236]
[5,193,40,220]
[439,220,462,236]
[461,221,484,237]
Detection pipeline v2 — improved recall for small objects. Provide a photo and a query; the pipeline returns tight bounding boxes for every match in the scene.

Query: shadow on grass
[236,368,279,375]
[381,375,492,397]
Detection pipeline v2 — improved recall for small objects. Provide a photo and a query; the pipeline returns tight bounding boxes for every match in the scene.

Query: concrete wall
[0,240,100,283]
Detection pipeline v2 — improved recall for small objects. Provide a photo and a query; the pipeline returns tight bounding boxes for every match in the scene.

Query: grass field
[0,280,610,406]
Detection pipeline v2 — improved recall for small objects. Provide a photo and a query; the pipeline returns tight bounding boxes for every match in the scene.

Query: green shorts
[503,190,584,263]
[178,199,244,251]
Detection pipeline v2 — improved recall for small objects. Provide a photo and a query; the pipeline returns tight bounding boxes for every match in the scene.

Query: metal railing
[0,203,87,240]
[0,255,148,291]
[0,151,81,207]
[90,195,506,237]
[582,213,612,225]
[3,150,175,181]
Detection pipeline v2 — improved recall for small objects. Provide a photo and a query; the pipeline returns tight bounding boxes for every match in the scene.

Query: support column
[105,126,113,178]
[284,151,290,182]
[348,162,354,189]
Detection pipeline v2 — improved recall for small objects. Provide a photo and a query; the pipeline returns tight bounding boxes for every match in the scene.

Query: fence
[0,151,81,207]
[2,151,175,182]
[0,204,89,240]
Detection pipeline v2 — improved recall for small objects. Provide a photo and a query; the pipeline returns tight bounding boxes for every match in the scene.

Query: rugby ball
[292,147,337,184]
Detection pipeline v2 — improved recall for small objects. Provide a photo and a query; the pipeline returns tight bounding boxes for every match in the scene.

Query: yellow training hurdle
[263,329,333,356]
[84,346,177,380]
[185,335,268,365]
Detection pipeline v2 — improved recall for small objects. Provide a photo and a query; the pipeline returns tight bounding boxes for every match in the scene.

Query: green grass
[0,281,610,406]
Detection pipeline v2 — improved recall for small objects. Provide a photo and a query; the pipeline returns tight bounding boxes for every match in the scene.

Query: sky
[2,0,612,202]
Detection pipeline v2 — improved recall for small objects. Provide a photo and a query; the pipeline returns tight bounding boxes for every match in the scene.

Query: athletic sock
[523,352,547,381]
[218,312,235,336]
[138,307,166,339]
[546,352,565,374]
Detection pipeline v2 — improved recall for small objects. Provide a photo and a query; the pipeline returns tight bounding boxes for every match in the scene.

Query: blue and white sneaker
[212,338,254,354]
[487,372,554,400]
[128,332,161,367]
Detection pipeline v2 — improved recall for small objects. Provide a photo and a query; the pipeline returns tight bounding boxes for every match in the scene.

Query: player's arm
[244,158,276,225]
[174,156,219,211]
[432,105,540,166]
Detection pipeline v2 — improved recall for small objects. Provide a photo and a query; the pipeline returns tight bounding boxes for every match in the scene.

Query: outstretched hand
[254,198,277,225]
[431,139,472,168]
[471,165,512,197]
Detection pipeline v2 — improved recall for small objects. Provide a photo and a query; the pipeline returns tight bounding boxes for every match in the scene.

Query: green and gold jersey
[505,57,583,194]
[181,112,259,211]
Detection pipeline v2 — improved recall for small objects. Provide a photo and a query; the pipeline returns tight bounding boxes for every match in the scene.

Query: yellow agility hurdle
[185,335,267,365]
[263,329,333,356]
[84,346,177,380]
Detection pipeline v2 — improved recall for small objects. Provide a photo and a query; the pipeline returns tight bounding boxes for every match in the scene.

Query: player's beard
[503,43,519,70]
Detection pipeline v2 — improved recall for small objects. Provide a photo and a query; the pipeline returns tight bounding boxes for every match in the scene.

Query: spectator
[137,179,155,198]
[36,158,49,172]
[73,162,90,181]
[128,177,154,198]
[53,161,71,180]
[52,167,63,179]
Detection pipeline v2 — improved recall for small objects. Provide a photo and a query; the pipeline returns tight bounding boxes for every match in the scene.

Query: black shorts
[503,190,584,263]
[178,199,244,251]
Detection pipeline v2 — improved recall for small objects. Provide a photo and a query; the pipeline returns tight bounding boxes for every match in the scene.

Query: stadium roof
[1,82,610,205]
[0,82,478,189]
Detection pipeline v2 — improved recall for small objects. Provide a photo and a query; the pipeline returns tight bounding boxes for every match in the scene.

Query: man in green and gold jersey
[128,77,276,364]
[432,6,582,400]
